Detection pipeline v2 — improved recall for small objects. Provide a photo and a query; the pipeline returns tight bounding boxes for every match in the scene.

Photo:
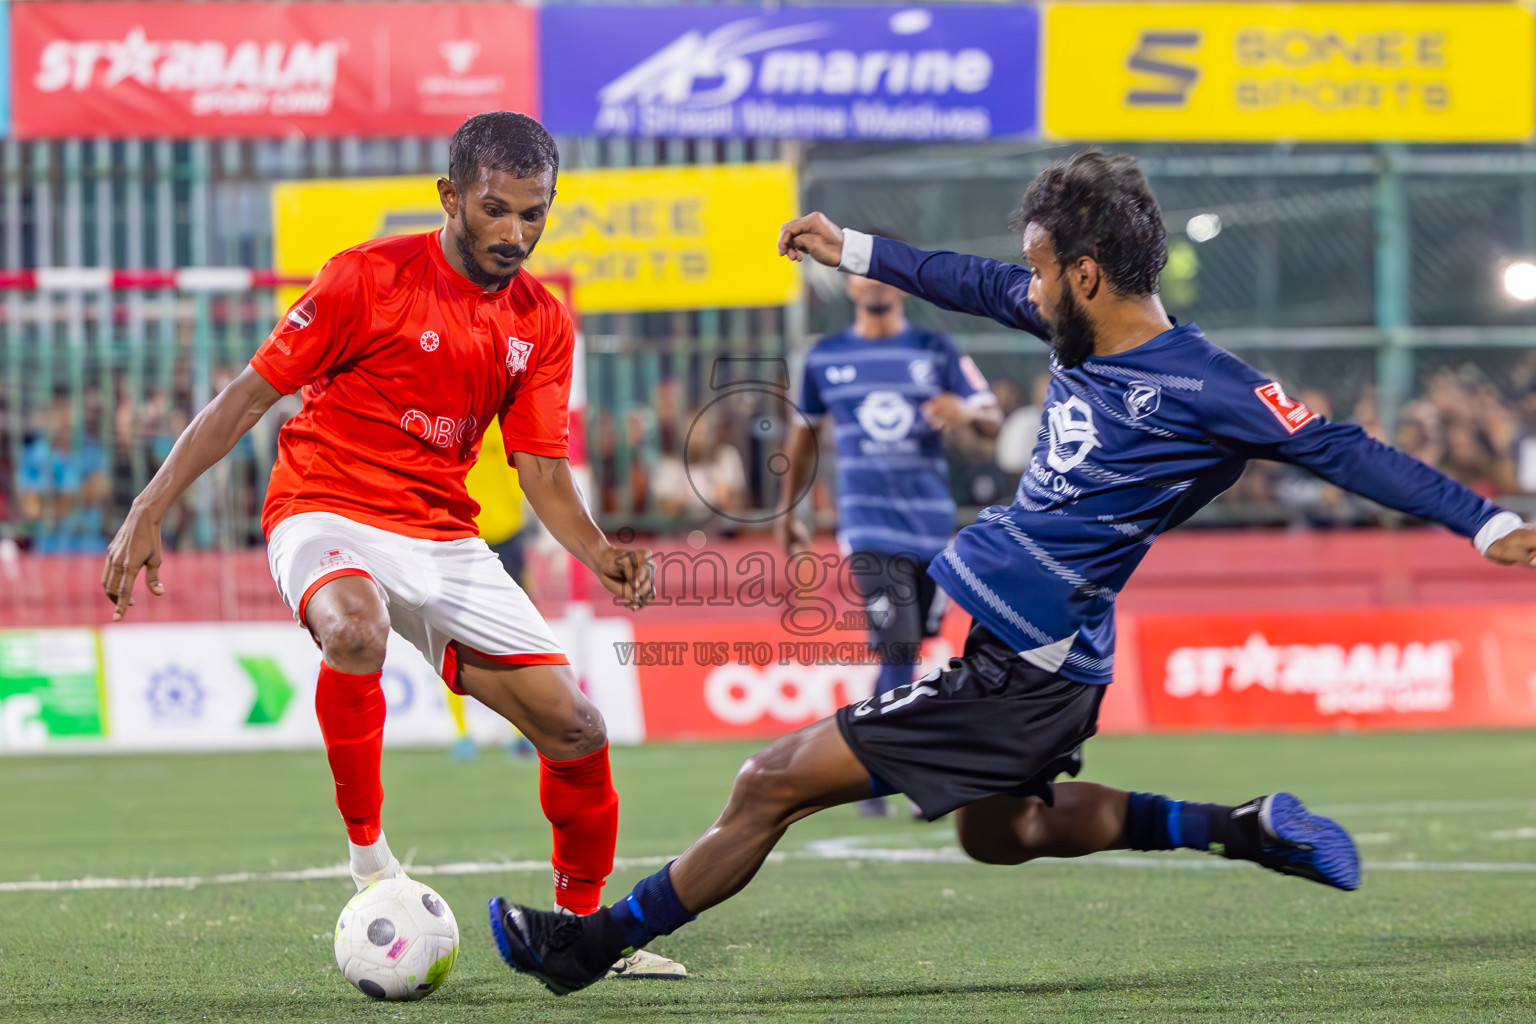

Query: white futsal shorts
[266,511,567,693]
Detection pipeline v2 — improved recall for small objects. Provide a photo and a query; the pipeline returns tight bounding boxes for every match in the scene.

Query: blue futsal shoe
[1228,792,1360,891]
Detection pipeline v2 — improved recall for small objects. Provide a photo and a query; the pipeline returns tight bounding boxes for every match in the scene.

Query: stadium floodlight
[1185,213,1222,243]
[1501,259,1536,302]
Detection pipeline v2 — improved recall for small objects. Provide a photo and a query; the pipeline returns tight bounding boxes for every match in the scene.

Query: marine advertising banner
[0,2,11,140]
[272,164,799,313]
[1045,3,1535,142]
[9,2,538,138]
[540,4,1039,140]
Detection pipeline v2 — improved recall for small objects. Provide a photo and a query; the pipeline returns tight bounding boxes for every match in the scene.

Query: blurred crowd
[7,355,1536,551]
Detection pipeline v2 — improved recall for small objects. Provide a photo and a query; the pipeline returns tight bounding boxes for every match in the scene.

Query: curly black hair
[1009,151,1167,296]
[449,111,559,190]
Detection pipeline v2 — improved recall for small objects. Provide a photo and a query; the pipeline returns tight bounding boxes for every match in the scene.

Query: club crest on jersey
[1046,395,1100,473]
[856,390,916,442]
[908,359,935,386]
[419,330,440,352]
[825,364,856,385]
[1254,381,1318,434]
[507,337,534,377]
[1124,380,1161,420]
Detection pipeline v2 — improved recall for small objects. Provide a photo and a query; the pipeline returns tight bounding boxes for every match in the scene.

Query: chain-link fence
[4,139,1536,552]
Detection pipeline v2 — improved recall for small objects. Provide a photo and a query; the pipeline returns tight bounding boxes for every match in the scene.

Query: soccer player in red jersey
[101,112,685,980]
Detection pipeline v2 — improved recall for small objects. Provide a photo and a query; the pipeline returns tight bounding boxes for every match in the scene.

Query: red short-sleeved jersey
[251,231,573,540]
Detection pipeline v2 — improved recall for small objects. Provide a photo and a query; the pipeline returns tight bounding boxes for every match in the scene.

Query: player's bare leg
[457,653,687,979]
[954,784,1129,864]
[668,718,873,909]
[487,716,874,993]
[304,575,403,890]
[952,783,1358,893]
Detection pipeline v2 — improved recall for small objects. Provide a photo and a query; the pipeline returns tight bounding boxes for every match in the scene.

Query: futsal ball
[333,878,459,1001]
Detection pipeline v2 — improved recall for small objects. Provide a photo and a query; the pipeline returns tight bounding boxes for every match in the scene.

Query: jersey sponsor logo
[506,336,534,377]
[400,409,477,449]
[1123,380,1161,420]
[1254,381,1318,434]
[419,330,441,352]
[281,298,316,334]
[855,390,916,442]
[907,358,935,386]
[825,364,857,385]
[1045,395,1100,472]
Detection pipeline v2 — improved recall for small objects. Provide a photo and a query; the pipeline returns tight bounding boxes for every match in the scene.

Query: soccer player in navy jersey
[775,254,1000,816]
[487,152,1536,993]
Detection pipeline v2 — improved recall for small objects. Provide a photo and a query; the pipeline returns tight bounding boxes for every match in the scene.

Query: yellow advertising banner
[1044,3,1535,141]
[273,163,800,312]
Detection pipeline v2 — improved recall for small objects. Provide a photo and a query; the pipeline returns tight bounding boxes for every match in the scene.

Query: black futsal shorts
[835,620,1105,821]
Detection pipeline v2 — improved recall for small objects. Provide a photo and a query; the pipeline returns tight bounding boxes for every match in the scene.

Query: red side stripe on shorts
[297,568,373,627]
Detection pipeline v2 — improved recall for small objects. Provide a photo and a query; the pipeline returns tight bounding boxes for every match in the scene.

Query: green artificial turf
[1,731,1534,1022]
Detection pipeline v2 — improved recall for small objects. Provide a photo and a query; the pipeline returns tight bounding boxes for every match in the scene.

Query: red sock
[539,746,618,914]
[314,662,386,846]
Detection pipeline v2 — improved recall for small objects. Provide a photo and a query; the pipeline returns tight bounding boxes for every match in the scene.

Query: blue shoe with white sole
[1231,792,1360,891]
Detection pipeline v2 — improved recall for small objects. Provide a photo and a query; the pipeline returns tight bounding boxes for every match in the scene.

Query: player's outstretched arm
[102,366,284,619]
[778,213,1048,338]
[511,451,655,611]
[771,421,818,556]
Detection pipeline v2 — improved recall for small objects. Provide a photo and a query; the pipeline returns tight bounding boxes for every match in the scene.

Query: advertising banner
[9,2,537,139]
[94,618,644,753]
[1044,3,1534,142]
[272,164,799,313]
[540,4,1039,140]
[0,630,106,750]
[1134,605,1536,732]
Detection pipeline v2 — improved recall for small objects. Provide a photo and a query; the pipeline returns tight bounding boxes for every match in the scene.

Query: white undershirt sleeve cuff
[838,230,874,276]
[1474,509,1525,556]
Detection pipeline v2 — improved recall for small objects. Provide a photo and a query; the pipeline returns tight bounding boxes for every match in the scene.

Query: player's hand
[774,515,812,557]
[921,392,971,431]
[101,507,166,620]
[1484,527,1536,567]
[596,544,655,611]
[778,212,846,268]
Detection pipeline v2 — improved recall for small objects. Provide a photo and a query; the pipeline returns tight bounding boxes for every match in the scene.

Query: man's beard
[1049,286,1096,369]
[861,302,894,317]
[455,210,530,290]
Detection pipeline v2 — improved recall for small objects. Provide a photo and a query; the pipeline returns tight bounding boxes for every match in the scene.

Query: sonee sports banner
[9,2,538,138]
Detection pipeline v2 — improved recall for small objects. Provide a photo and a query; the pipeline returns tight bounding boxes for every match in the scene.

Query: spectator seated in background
[18,390,108,553]
[652,404,747,529]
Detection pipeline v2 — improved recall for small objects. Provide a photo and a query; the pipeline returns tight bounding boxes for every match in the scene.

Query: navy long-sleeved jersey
[861,237,1503,685]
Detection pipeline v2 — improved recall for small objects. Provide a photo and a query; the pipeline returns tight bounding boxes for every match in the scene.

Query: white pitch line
[2,843,1534,894]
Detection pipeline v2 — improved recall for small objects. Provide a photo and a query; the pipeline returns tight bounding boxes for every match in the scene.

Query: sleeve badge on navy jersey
[1123,380,1161,420]
[1254,381,1318,433]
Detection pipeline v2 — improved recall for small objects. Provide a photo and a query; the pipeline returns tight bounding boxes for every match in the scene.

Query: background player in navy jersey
[774,252,1000,816]
[487,152,1536,993]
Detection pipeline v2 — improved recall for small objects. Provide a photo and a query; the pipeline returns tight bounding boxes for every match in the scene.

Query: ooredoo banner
[1133,605,1536,732]
[9,2,538,138]
[540,4,1039,140]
